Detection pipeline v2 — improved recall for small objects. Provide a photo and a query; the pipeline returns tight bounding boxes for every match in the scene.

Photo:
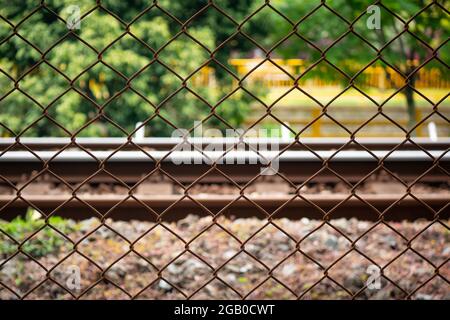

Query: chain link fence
[0,0,449,299]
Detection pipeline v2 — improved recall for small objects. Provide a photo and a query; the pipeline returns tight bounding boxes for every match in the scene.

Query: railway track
[0,149,448,183]
[0,138,448,221]
[1,137,449,150]
[0,194,448,222]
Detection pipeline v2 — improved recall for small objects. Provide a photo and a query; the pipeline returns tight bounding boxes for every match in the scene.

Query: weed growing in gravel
[0,209,79,258]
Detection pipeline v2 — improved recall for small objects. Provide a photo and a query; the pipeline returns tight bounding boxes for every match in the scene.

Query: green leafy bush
[0,0,260,137]
[0,210,78,258]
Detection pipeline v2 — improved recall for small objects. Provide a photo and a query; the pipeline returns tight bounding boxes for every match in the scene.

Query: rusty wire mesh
[0,0,449,300]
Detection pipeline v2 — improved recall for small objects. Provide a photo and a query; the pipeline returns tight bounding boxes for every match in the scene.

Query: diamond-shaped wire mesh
[0,1,449,299]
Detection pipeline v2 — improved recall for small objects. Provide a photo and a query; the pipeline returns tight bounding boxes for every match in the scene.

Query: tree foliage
[0,0,260,137]
[253,0,449,127]
[0,0,447,136]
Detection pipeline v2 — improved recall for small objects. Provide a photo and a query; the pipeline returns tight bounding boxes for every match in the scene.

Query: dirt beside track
[0,215,448,300]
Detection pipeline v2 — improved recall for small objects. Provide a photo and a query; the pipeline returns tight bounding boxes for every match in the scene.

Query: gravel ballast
[0,215,448,300]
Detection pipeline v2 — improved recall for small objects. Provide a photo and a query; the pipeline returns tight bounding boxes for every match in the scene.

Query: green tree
[0,0,260,137]
[253,0,449,131]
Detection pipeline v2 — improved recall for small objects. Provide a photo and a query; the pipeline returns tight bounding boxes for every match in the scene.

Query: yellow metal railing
[244,105,450,138]
[192,59,449,89]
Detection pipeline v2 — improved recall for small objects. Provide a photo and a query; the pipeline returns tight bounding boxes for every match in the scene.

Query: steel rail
[0,150,448,162]
[0,137,449,150]
[0,194,447,222]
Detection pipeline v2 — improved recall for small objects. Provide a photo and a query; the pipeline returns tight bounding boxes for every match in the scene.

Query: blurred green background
[0,0,448,137]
